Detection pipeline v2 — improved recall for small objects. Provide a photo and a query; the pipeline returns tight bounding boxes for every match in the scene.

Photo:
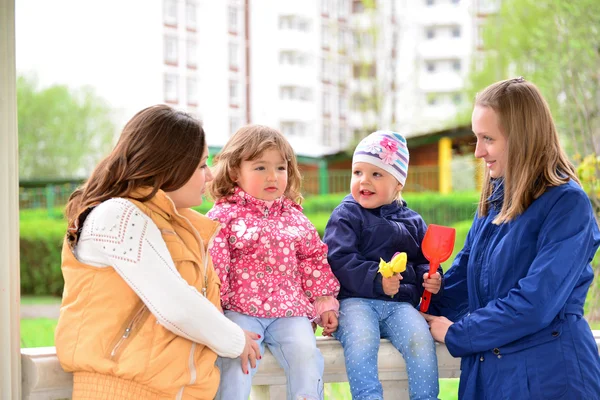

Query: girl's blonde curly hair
[208,125,303,204]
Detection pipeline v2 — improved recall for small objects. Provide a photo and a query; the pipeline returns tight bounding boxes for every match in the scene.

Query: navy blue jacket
[430,180,600,399]
[323,195,443,306]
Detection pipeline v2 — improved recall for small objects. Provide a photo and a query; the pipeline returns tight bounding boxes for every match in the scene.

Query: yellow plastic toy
[378,252,407,278]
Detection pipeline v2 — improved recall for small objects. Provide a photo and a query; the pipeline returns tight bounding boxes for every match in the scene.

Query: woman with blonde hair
[424,78,600,399]
[56,105,260,399]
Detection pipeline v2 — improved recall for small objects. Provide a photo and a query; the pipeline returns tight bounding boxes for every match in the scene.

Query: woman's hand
[382,274,402,296]
[422,313,453,343]
[320,311,338,336]
[240,330,261,375]
[423,272,442,294]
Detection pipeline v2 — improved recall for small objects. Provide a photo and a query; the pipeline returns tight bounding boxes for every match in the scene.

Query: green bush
[20,192,479,296]
[197,191,480,228]
[20,213,66,296]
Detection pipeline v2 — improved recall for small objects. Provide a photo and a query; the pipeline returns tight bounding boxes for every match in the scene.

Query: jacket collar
[129,187,176,221]
[129,187,220,243]
[487,179,505,210]
[219,186,302,215]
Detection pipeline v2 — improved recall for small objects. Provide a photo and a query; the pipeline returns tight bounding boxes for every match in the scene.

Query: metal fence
[19,163,476,209]
[19,182,81,210]
[301,166,441,196]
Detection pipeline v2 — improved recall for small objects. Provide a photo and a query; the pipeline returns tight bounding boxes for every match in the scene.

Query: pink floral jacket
[207,188,340,320]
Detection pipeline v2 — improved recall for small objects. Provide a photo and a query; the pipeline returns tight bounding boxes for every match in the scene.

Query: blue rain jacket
[323,194,443,306]
[430,179,600,399]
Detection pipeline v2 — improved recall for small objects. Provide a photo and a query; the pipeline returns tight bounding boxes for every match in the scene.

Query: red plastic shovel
[419,224,456,312]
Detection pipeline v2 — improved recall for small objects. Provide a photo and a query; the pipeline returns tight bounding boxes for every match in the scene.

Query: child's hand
[423,272,442,294]
[320,311,338,336]
[240,330,261,375]
[382,274,402,296]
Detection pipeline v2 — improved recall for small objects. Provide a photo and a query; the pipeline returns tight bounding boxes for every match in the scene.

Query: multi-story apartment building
[16,0,498,157]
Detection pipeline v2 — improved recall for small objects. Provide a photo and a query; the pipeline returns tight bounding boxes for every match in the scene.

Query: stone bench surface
[20,332,600,400]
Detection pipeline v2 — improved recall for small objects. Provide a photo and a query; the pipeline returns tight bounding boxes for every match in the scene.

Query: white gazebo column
[0,0,21,398]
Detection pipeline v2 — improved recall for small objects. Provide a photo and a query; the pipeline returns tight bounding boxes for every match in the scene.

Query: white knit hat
[352,130,410,185]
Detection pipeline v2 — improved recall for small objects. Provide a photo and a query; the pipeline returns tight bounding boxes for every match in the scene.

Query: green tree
[461,0,600,213]
[17,76,115,179]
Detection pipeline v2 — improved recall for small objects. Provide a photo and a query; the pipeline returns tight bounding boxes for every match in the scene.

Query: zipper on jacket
[110,305,147,360]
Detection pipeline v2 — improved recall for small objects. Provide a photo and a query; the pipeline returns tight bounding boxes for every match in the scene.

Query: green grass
[20,295,61,305]
[20,318,57,348]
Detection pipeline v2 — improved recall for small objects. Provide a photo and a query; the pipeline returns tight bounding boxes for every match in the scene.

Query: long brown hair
[65,104,206,224]
[475,78,579,224]
[208,125,303,204]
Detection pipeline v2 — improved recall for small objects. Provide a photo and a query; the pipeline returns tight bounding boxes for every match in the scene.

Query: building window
[321,0,330,15]
[279,15,291,30]
[280,86,311,100]
[452,93,462,105]
[186,1,197,30]
[228,6,238,32]
[323,92,331,115]
[338,28,347,51]
[426,28,435,39]
[279,51,291,64]
[280,86,292,99]
[452,26,461,37]
[426,61,436,72]
[279,51,308,66]
[339,94,348,116]
[323,124,332,146]
[338,0,349,18]
[229,43,239,69]
[321,23,330,48]
[187,39,197,68]
[352,0,364,13]
[452,59,461,71]
[164,36,178,65]
[353,63,376,78]
[164,0,177,25]
[187,77,198,105]
[230,116,242,135]
[477,0,500,14]
[279,15,310,31]
[229,80,239,103]
[427,94,438,106]
[164,74,179,103]
[281,122,306,137]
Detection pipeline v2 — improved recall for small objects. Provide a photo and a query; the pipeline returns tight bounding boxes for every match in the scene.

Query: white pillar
[0,0,21,398]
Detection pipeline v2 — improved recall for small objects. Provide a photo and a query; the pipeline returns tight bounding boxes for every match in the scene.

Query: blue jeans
[215,311,324,400]
[334,298,439,400]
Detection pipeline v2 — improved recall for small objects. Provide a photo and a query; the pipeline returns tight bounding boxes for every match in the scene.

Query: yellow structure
[438,137,452,194]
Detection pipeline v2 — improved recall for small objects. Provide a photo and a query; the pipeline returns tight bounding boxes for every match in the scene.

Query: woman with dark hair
[55,105,260,400]
[424,78,600,399]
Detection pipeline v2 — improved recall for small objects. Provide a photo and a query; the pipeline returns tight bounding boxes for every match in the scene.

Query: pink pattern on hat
[379,150,400,165]
[380,137,398,153]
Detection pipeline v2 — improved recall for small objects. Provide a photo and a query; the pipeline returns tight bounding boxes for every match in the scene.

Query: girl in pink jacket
[207,125,340,400]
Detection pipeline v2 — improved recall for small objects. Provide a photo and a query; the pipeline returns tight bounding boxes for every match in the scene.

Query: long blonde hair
[208,125,303,204]
[476,78,579,224]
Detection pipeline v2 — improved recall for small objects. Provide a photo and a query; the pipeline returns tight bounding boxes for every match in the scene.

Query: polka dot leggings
[334,298,439,400]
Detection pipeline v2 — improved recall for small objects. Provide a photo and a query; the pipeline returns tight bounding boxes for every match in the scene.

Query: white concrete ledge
[21,332,600,400]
